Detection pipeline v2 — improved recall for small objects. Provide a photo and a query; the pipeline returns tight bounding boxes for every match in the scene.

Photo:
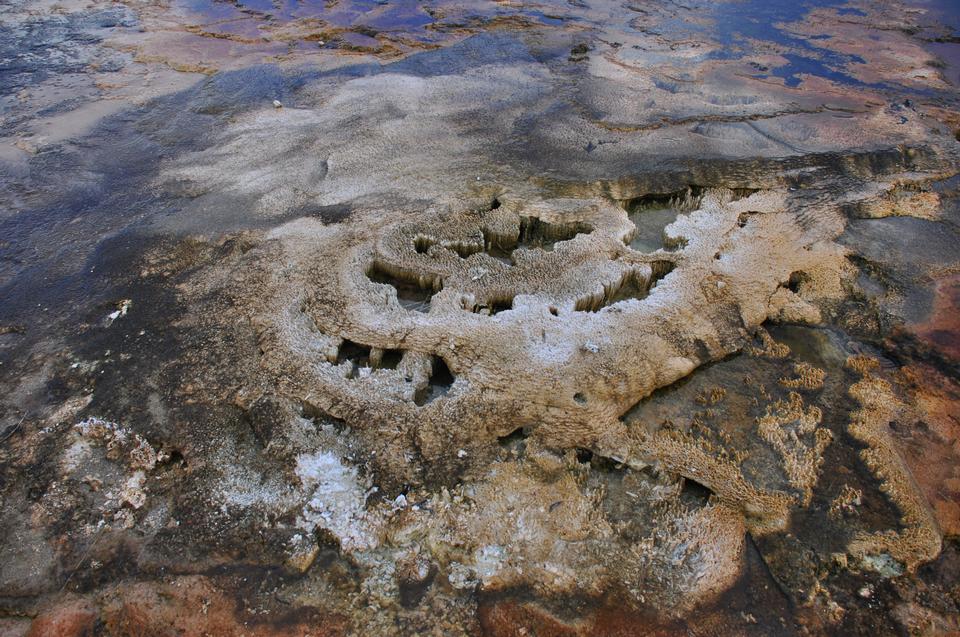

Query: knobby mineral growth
[0,0,959,635]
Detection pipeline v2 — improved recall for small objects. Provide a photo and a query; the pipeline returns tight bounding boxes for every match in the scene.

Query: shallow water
[161,0,960,96]
[175,0,567,50]
[708,0,875,88]
[903,0,960,86]
[627,206,680,253]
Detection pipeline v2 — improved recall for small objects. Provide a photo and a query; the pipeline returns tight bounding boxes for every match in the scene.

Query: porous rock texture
[1,0,960,635]
[227,156,941,601]
[256,186,841,522]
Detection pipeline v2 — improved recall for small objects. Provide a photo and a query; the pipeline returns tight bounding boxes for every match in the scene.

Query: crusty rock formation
[845,357,942,572]
[1,0,959,632]
[221,166,951,610]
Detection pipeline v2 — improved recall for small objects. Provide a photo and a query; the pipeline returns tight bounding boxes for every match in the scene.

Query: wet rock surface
[1,0,959,635]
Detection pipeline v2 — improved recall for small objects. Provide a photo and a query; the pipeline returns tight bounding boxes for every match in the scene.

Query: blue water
[709,0,879,88]
[182,0,433,34]
[908,0,960,87]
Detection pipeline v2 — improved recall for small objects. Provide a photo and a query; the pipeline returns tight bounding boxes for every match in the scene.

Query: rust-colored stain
[910,273,960,363]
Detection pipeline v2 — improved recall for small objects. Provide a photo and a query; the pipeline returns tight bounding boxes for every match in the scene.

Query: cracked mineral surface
[1,0,959,635]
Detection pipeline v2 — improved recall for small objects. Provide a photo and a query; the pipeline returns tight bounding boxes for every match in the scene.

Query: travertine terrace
[1,0,959,635]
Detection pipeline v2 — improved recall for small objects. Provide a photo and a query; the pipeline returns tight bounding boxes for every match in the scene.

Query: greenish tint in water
[627,206,680,253]
[767,323,850,369]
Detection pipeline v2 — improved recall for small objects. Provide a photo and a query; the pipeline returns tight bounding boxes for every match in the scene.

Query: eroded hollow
[518,216,592,249]
[624,187,755,252]
[785,270,810,293]
[337,339,371,366]
[575,262,675,312]
[336,339,374,379]
[680,477,714,506]
[371,347,403,370]
[368,261,441,313]
[482,216,593,264]
[497,426,529,457]
[414,355,455,406]
[413,236,434,254]
[624,187,705,212]
[413,235,483,259]
[622,187,702,252]
[626,206,686,253]
[464,294,515,316]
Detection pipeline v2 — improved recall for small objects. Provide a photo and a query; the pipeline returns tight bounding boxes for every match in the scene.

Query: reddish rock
[895,364,960,537]
[908,274,960,364]
[478,599,581,637]
[26,599,96,637]
[99,576,348,637]
[26,577,348,637]
[477,597,693,637]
